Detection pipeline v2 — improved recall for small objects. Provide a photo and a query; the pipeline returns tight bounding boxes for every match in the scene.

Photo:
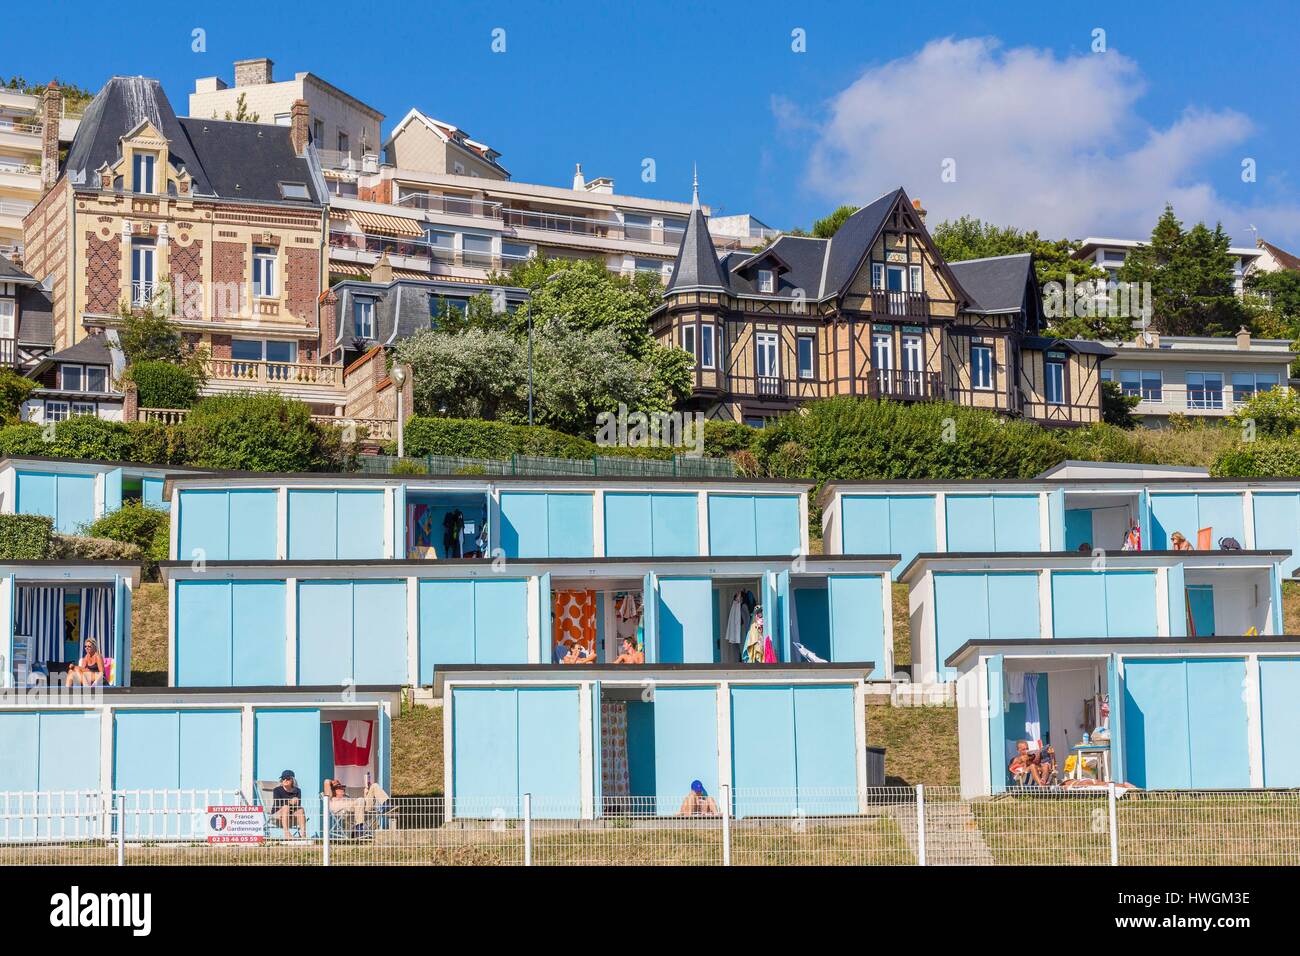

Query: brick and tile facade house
[20,76,349,414]
[653,186,1112,426]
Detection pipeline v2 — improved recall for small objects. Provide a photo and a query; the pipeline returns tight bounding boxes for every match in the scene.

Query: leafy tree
[115,281,208,379]
[430,292,509,335]
[0,369,36,419]
[86,502,169,575]
[392,327,526,421]
[1100,380,1140,429]
[1230,386,1300,438]
[1247,269,1300,318]
[1117,204,1249,337]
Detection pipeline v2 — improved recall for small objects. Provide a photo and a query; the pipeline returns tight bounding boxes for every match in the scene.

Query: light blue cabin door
[775,570,791,663]
[762,572,778,661]
[792,685,858,813]
[1186,585,1215,637]
[1047,490,1065,550]
[641,572,658,663]
[539,572,552,662]
[112,575,125,685]
[987,655,1006,794]
[1,574,13,688]
[656,577,713,664]
[591,680,602,816]
[1259,658,1300,787]
[104,468,122,515]
[1064,510,1093,552]
[1252,493,1300,577]
[1166,563,1187,637]
[254,709,323,836]
[828,575,885,666]
[1138,489,1151,552]
[392,483,406,559]
[1107,655,1124,783]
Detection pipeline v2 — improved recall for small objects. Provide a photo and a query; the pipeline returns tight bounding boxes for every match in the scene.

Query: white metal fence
[1,786,1297,866]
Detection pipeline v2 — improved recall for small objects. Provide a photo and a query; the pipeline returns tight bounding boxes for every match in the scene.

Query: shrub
[403,416,598,460]
[1231,387,1300,438]
[0,369,36,420]
[48,533,142,564]
[0,514,52,559]
[180,393,323,472]
[129,360,200,410]
[702,420,758,458]
[1212,438,1300,477]
[86,502,169,576]
[46,415,138,461]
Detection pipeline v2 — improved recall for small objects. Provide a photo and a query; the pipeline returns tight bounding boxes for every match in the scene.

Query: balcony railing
[140,406,395,439]
[205,358,341,388]
[329,230,531,274]
[1121,383,1286,415]
[868,369,943,401]
[755,375,784,397]
[0,120,41,136]
[0,337,14,368]
[396,192,504,219]
[870,290,930,318]
[130,280,156,306]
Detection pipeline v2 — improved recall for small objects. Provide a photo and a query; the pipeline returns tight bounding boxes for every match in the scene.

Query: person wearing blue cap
[271,770,307,838]
[678,779,719,815]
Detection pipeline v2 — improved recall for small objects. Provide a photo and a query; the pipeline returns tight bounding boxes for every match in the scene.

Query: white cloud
[789,37,1294,243]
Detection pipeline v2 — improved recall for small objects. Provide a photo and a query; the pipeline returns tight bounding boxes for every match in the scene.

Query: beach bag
[1218,536,1243,551]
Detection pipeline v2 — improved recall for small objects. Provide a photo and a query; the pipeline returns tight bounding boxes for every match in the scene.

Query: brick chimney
[911,197,927,225]
[1236,326,1252,350]
[234,58,274,87]
[289,98,310,156]
[40,81,62,193]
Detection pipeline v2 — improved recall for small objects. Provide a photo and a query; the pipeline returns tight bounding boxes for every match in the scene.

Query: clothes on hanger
[442,509,465,558]
[725,593,745,645]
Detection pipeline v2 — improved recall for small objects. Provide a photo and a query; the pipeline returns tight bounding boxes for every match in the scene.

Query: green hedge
[0,514,53,559]
[130,360,200,410]
[86,502,170,577]
[1212,438,1300,477]
[402,416,690,461]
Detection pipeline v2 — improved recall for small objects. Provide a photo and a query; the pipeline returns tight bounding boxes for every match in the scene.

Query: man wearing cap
[271,770,307,837]
[678,780,719,816]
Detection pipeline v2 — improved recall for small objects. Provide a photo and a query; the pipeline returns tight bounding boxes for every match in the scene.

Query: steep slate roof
[177,118,322,204]
[729,236,831,299]
[63,76,322,205]
[0,254,37,284]
[664,206,730,294]
[45,331,114,365]
[65,76,211,193]
[1260,239,1300,273]
[820,188,906,297]
[16,287,54,346]
[1021,335,1115,357]
[947,253,1034,313]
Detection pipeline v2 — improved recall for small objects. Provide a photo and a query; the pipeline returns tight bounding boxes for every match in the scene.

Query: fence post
[721,784,731,866]
[116,799,124,867]
[1107,781,1119,866]
[322,794,331,867]
[523,792,533,866]
[426,453,432,476]
[915,784,927,867]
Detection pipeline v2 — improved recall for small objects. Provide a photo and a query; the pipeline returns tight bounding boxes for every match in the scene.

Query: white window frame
[131,242,155,305]
[902,333,923,373]
[680,323,696,362]
[354,299,376,339]
[1045,359,1066,405]
[871,263,884,290]
[132,152,155,194]
[70,402,97,418]
[971,344,994,391]
[755,331,779,379]
[44,400,69,423]
[758,269,775,294]
[699,324,716,370]
[0,298,14,338]
[252,247,277,298]
[908,264,923,293]
[797,335,815,380]
[1187,370,1224,410]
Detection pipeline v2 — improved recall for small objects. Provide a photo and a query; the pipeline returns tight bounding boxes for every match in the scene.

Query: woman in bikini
[66,638,104,687]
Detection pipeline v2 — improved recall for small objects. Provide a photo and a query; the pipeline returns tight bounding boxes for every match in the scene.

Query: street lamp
[391,364,408,458]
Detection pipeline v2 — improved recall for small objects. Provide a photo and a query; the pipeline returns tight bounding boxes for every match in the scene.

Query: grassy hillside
[130,582,168,686]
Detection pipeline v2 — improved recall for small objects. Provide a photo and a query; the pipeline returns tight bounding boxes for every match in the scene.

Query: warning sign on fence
[204,806,266,844]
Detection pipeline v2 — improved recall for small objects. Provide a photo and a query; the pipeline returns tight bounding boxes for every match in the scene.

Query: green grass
[391,700,443,797]
[868,702,959,786]
[129,582,168,686]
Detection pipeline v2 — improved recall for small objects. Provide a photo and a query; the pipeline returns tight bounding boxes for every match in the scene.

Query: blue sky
[6,1,1299,244]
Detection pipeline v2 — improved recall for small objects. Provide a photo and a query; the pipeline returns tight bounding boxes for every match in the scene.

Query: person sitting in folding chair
[324,778,391,837]
[1009,740,1052,787]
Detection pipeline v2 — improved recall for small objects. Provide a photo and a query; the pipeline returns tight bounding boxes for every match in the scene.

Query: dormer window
[758,269,775,294]
[132,152,156,194]
[354,298,376,339]
[61,364,108,393]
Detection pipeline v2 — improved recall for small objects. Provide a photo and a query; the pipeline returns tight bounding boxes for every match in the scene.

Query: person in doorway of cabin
[65,638,104,687]
[562,641,597,665]
[742,605,767,663]
[1170,531,1194,551]
[324,777,391,828]
[1008,741,1050,786]
[613,635,644,664]
[272,771,307,837]
[679,780,719,816]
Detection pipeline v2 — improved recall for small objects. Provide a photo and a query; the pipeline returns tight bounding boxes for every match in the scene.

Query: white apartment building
[189,58,383,165]
[327,110,774,284]
[0,85,78,258]
[1075,237,1265,296]
[1100,329,1294,423]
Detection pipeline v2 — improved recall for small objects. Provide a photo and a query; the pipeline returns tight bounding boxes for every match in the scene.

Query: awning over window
[351,211,423,237]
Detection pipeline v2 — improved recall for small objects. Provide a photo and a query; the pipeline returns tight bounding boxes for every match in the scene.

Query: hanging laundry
[725,594,744,645]
[742,608,765,663]
[331,720,374,788]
